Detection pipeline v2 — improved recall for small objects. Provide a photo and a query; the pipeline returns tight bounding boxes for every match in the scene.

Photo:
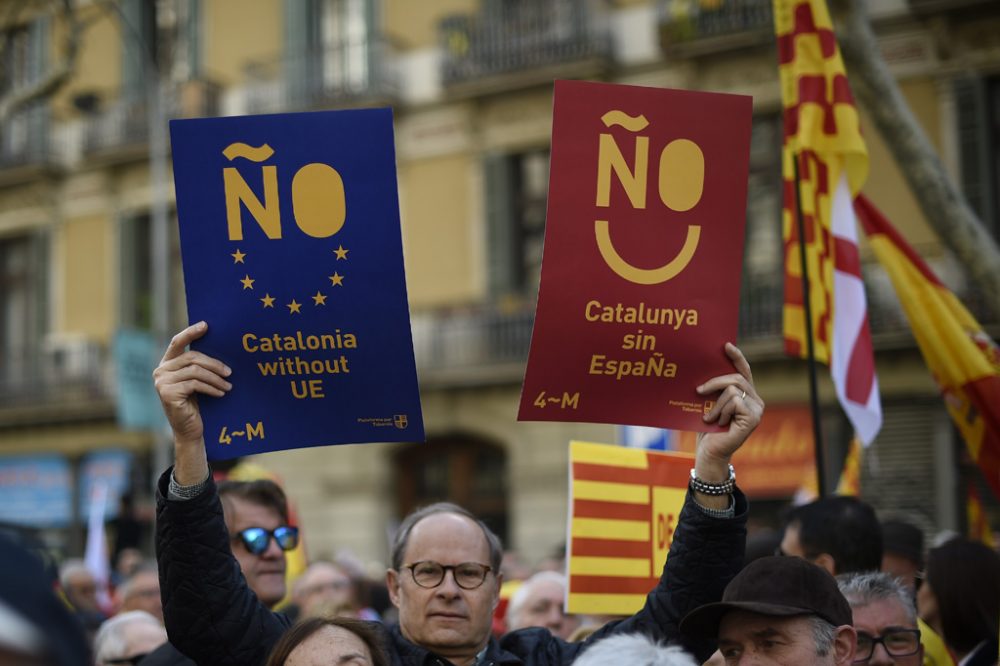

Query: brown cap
[679,556,853,638]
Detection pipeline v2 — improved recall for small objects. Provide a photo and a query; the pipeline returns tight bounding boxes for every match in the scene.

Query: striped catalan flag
[774,0,882,445]
[855,194,1000,499]
[567,441,693,615]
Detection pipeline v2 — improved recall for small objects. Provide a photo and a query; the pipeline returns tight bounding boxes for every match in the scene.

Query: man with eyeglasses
[835,572,923,666]
[140,476,298,666]
[152,323,764,665]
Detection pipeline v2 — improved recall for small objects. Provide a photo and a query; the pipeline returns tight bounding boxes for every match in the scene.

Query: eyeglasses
[232,526,299,555]
[853,629,921,662]
[104,654,149,665]
[403,561,492,590]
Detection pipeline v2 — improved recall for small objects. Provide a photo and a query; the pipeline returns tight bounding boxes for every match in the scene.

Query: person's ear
[491,571,504,612]
[813,553,837,576]
[386,569,401,609]
[832,625,856,665]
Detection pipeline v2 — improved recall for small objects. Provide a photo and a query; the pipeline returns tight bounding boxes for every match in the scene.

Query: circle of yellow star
[240,275,255,290]
[260,294,275,308]
[334,245,349,260]
[231,249,246,264]
[328,272,344,287]
[286,299,302,314]
[312,291,327,306]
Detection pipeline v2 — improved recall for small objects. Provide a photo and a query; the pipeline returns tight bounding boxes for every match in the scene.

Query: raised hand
[153,321,232,483]
[692,343,764,504]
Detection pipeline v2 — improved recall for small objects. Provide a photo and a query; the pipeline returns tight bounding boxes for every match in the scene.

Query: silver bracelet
[168,471,211,501]
[689,464,736,496]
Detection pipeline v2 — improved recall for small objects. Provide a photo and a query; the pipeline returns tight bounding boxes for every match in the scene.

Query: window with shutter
[120,0,157,101]
[953,77,997,239]
[483,148,550,299]
[0,233,48,391]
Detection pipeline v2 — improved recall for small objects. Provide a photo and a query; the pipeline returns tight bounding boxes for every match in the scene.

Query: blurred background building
[0,0,997,566]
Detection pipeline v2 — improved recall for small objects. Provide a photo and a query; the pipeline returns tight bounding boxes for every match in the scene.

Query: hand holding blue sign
[153,321,231,485]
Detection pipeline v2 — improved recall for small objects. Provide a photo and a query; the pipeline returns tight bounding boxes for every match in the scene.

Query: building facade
[0,0,997,565]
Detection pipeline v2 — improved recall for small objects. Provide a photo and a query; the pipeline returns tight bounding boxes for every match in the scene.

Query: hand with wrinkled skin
[692,343,765,509]
[152,321,232,485]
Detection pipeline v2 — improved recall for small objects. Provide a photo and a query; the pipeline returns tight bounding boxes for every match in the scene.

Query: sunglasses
[232,526,299,555]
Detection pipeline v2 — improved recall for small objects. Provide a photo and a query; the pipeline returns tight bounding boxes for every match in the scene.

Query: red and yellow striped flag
[966,484,997,549]
[567,441,692,615]
[774,0,882,444]
[855,195,1000,498]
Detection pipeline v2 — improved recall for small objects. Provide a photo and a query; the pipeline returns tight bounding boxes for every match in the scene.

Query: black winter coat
[155,468,746,666]
[138,641,195,666]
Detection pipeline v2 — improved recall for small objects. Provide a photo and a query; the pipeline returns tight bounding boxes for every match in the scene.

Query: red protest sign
[518,81,752,431]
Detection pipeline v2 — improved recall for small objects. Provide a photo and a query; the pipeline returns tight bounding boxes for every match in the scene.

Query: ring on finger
[740,390,747,400]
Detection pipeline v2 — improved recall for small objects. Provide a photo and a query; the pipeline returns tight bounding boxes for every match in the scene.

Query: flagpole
[792,154,827,497]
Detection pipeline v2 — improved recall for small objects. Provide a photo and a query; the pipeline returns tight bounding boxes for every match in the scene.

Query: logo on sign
[594,111,704,285]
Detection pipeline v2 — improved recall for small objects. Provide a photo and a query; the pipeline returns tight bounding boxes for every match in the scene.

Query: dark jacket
[155,468,747,665]
[138,641,196,666]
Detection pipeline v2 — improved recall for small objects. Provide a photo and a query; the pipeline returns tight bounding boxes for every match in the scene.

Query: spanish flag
[567,441,692,615]
[835,435,862,496]
[775,0,882,445]
[967,483,997,548]
[855,195,1000,498]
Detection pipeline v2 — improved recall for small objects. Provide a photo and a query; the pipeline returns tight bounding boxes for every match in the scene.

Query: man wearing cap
[680,556,857,665]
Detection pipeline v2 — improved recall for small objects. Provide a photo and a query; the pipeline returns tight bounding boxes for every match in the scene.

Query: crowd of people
[1,323,998,665]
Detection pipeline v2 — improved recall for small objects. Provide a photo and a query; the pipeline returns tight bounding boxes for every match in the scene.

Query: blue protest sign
[170,108,424,460]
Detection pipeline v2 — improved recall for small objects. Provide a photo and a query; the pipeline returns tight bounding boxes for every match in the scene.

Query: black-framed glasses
[853,629,921,662]
[403,561,492,590]
[232,526,299,555]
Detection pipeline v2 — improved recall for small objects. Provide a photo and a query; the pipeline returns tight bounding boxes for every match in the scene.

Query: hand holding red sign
[694,342,764,508]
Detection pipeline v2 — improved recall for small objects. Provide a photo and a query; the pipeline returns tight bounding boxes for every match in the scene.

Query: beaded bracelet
[689,464,736,496]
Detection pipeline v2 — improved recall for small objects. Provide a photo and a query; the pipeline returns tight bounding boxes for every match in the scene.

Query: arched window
[394,434,509,546]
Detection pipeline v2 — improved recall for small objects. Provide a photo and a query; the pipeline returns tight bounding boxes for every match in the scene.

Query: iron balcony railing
[0,340,111,408]
[82,79,220,155]
[411,304,535,383]
[410,261,997,385]
[244,38,399,115]
[0,105,56,171]
[439,0,611,87]
[659,0,774,49]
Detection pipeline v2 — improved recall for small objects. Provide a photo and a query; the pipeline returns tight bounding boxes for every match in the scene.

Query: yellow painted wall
[62,214,113,342]
[203,0,282,85]
[52,6,120,119]
[399,154,480,306]
[861,79,943,254]
[385,0,478,50]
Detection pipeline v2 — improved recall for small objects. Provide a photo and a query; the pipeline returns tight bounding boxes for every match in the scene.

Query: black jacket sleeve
[499,489,747,664]
[155,468,291,666]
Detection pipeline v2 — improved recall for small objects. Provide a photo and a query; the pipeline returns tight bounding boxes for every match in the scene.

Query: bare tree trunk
[832,0,1000,315]
[0,0,81,124]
